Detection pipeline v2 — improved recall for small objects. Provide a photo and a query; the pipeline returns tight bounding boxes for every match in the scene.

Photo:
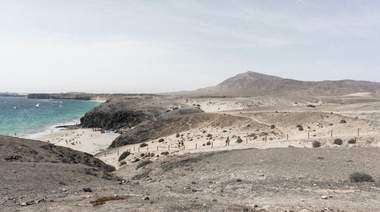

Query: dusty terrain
[9,148,380,211]
[0,136,118,211]
[3,91,380,211]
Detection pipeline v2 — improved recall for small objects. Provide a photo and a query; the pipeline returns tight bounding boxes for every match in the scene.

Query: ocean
[0,96,99,136]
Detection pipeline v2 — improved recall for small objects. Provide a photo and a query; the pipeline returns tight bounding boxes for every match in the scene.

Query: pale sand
[97,98,380,168]
[99,125,380,168]
[34,128,119,155]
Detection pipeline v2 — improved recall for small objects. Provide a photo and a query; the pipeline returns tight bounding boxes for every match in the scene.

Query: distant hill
[186,71,380,97]
[0,92,25,97]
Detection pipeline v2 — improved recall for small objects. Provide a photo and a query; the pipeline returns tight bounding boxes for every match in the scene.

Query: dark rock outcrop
[80,97,166,130]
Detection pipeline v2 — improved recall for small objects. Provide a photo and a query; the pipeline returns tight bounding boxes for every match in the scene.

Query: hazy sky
[1,0,380,93]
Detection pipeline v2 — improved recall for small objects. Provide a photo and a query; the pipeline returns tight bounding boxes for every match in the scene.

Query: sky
[1,0,380,93]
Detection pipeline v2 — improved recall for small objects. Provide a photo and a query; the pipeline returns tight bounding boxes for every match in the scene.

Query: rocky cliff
[80,96,168,130]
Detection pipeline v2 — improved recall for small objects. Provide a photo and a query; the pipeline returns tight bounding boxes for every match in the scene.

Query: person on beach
[225,136,230,146]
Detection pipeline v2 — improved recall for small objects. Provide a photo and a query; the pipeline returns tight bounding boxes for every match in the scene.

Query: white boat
[35,103,40,107]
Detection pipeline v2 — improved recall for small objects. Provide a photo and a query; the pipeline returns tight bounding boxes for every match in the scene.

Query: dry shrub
[334,138,343,145]
[349,172,374,183]
[296,125,304,131]
[118,151,131,161]
[312,141,321,148]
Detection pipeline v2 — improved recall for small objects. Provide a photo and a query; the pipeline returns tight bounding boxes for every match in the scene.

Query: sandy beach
[31,125,119,155]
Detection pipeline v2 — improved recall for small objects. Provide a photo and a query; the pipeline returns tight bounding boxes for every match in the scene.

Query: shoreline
[29,119,119,155]
[0,97,103,138]
[21,98,117,155]
[24,119,81,140]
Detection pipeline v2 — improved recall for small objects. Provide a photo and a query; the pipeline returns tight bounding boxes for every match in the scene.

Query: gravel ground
[7,147,380,211]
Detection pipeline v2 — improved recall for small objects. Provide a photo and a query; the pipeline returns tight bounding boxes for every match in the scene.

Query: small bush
[161,151,169,156]
[270,125,275,129]
[248,133,258,139]
[348,138,357,144]
[296,125,304,131]
[312,141,321,148]
[340,119,347,124]
[349,172,374,183]
[118,151,131,162]
[236,136,243,143]
[132,158,140,163]
[140,143,148,148]
[83,187,93,192]
[158,138,165,143]
[334,138,343,145]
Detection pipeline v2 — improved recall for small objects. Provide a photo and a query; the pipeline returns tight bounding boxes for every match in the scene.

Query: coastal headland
[3,72,380,211]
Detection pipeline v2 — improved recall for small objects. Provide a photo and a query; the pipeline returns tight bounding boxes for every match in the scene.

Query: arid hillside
[189,71,380,97]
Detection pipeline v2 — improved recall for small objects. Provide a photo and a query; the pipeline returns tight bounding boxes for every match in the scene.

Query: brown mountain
[189,71,380,96]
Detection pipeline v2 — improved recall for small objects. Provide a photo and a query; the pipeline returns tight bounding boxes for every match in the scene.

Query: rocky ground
[3,94,380,211]
[0,136,118,211]
[7,147,380,211]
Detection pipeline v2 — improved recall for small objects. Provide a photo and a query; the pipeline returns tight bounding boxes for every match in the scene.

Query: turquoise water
[0,96,99,136]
